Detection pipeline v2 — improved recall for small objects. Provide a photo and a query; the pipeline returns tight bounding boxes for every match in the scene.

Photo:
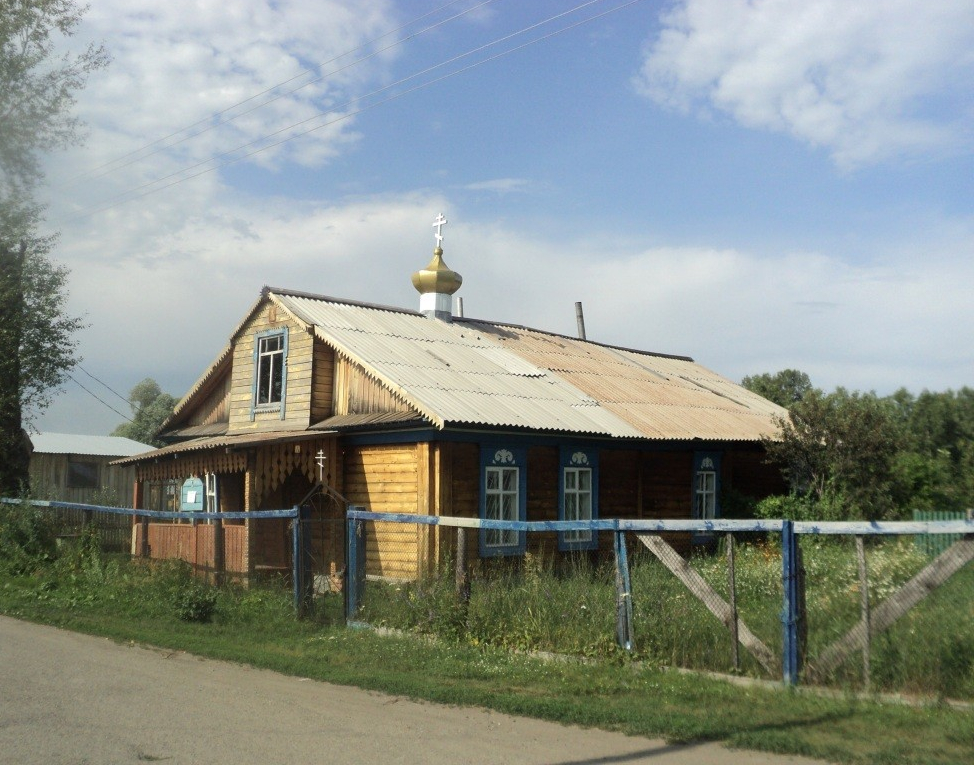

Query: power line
[66,372,134,424]
[64,0,640,222]
[76,364,131,406]
[58,0,495,188]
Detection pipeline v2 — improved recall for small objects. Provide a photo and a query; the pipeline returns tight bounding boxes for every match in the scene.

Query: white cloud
[462,178,533,194]
[636,0,974,167]
[37,191,974,433]
[52,0,398,200]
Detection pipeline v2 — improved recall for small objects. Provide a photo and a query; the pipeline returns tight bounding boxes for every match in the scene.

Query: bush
[145,560,219,623]
[0,499,58,575]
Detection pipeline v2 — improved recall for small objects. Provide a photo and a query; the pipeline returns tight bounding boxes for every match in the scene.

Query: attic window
[252,327,289,419]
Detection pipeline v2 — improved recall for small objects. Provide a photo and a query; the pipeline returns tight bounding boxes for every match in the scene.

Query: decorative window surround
[479,446,527,557]
[559,447,599,551]
[251,327,288,420]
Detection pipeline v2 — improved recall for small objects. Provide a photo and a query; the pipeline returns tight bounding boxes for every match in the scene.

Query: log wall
[344,443,419,580]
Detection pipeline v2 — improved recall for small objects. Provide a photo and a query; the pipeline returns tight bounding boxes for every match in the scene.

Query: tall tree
[0,0,108,495]
[763,388,905,520]
[111,379,178,448]
[741,369,815,409]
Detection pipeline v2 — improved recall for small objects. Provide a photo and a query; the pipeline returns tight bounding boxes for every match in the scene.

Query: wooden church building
[116,217,786,581]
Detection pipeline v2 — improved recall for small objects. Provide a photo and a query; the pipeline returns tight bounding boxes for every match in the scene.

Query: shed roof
[30,433,154,457]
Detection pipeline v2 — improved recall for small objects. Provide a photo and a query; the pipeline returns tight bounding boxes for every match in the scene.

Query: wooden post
[455,526,470,605]
[726,532,740,672]
[808,536,974,681]
[636,532,777,676]
[856,536,871,691]
[213,513,225,587]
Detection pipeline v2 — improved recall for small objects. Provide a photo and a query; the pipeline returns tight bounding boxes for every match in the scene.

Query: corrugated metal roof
[111,429,337,466]
[31,433,154,457]
[479,321,786,441]
[273,291,785,441]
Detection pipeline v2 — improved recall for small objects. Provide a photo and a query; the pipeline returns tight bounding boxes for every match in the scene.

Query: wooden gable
[228,298,315,434]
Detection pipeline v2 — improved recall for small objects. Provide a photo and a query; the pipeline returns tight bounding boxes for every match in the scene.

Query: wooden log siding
[228,304,315,433]
[344,444,420,579]
[310,340,335,422]
[333,356,416,416]
[29,453,137,505]
[187,373,231,427]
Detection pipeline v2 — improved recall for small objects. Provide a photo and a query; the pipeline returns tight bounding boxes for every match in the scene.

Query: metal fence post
[291,505,305,617]
[345,509,366,623]
[781,519,800,685]
[614,530,635,652]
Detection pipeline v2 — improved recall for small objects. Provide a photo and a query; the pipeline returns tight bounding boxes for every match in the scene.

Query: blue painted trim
[251,326,289,421]
[479,446,527,557]
[558,446,599,552]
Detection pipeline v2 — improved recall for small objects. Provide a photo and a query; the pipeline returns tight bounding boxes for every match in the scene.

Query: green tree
[889,388,974,513]
[111,379,178,448]
[0,0,108,495]
[763,388,905,520]
[741,369,815,408]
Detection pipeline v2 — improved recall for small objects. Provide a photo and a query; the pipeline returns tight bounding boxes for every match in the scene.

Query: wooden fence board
[808,535,974,680]
[636,533,778,676]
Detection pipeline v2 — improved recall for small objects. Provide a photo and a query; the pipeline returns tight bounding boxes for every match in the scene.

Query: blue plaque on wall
[180,477,205,512]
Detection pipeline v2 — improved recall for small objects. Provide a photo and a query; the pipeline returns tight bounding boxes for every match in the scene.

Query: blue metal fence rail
[345,509,974,686]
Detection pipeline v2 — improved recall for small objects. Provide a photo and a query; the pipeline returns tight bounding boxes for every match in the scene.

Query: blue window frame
[691,451,722,543]
[251,327,288,420]
[479,446,527,557]
[558,446,599,551]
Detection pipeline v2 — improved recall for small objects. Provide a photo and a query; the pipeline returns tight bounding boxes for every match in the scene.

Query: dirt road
[0,616,829,765]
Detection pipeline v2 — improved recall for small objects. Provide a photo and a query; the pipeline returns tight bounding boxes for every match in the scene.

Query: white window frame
[562,466,594,544]
[484,465,519,550]
[205,473,218,523]
[255,333,285,407]
[695,469,717,520]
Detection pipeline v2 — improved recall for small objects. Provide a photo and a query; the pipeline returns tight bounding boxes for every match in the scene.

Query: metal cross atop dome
[432,213,448,248]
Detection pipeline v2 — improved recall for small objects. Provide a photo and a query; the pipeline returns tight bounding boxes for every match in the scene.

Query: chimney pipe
[575,301,587,340]
[457,296,464,318]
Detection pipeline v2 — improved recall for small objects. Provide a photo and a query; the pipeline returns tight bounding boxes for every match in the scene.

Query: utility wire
[76,364,131,406]
[66,372,134,424]
[58,0,494,188]
[64,0,638,222]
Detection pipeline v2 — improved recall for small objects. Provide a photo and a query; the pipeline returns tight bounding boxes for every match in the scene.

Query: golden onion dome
[411,247,462,295]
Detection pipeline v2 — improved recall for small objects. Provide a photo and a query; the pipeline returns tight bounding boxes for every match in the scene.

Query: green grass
[360,538,974,699]
[2,545,972,765]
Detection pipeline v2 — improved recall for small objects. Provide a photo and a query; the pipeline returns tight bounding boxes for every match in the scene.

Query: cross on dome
[432,213,448,249]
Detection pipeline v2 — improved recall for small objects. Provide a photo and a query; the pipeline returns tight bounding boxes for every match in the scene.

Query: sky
[31,0,974,436]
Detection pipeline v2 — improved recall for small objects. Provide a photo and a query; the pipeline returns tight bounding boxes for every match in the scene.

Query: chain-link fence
[346,511,974,699]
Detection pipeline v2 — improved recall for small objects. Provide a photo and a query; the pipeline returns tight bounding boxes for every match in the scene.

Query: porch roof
[110,429,336,466]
